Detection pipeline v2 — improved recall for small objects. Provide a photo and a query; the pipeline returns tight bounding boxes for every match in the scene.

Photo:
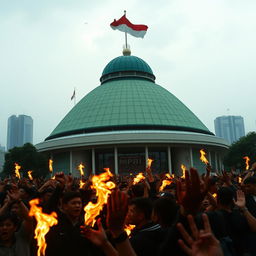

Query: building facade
[0,145,5,172]
[37,50,228,176]
[214,116,245,144]
[7,115,33,150]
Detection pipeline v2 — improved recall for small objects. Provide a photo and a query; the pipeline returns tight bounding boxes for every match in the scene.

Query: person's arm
[107,190,137,256]
[177,214,224,256]
[235,190,256,232]
[81,218,118,256]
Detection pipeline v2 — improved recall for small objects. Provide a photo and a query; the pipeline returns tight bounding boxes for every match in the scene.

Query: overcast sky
[1,0,256,149]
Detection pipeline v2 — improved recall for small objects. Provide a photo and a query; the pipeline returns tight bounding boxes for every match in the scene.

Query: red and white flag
[110,15,148,38]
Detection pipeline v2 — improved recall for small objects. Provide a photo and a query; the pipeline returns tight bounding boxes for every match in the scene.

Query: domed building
[36,49,228,176]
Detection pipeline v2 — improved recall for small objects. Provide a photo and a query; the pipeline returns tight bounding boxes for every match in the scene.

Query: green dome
[46,78,212,140]
[102,55,153,76]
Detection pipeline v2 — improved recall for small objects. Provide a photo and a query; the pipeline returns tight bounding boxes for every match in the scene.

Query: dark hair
[62,191,81,204]
[244,176,256,185]
[131,184,144,197]
[130,197,152,220]
[153,197,178,227]
[0,213,19,226]
[217,187,235,206]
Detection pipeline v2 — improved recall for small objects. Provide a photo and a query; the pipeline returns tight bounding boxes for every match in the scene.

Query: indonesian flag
[110,15,148,38]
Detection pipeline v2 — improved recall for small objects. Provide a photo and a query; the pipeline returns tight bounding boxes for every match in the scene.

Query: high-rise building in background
[0,145,5,172]
[214,115,245,144]
[7,115,33,150]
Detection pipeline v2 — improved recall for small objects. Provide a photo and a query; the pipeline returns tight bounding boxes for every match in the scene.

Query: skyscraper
[214,116,245,144]
[7,115,33,150]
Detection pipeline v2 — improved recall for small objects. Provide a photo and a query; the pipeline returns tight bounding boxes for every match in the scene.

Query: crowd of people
[0,164,256,256]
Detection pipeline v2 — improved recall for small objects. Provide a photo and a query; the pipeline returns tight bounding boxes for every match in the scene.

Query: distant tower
[0,145,5,172]
[7,115,33,150]
[214,116,245,144]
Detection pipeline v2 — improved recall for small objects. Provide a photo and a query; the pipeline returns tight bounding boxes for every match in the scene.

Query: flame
[159,173,173,191]
[200,149,209,165]
[28,170,33,180]
[243,156,250,170]
[133,172,146,185]
[84,168,115,227]
[239,177,242,184]
[49,159,53,173]
[181,164,186,179]
[159,180,172,192]
[29,198,58,256]
[212,193,217,198]
[124,224,136,237]
[51,176,55,180]
[79,180,86,189]
[14,163,21,179]
[166,173,171,179]
[147,158,153,168]
[78,163,85,176]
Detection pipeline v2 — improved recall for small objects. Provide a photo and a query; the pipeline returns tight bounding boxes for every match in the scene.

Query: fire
[14,163,21,179]
[159,180,172,192]
[243,156,250,170]
[78,163,85,176]
[49,159,53,173]
[84,168,115,227]
[181,164,186,179]
[166,173,171,179]
[124,224,136,237]
[79,180,86,189]
[159,173,173,191]
[147,158,153,168]
[29,198,58,256]
[133,172,146,185]
[238,177,242,184]
[200,149,209,165]
[28,170,33,180]
[51,176,55,180]
[212,193,217,198]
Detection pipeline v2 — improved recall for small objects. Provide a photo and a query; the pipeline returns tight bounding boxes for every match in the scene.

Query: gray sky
[1,0,256,149]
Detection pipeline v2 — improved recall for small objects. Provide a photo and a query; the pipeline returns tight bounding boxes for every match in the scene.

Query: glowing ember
[49,159,53,173]
[14,163,21,179]
[243,156,250,170]
[200,149,209,165]
[79,180,86,189]
[133,172,146,185]
[51,176,55,180]
[147,158,153,168]
[181,164,186,179]
[238,177,242,184]
[84,168,115,227]
[78,163,85,176]
[28,170,33,180]
[29,198,58,256]
[124,224,136,237]
[212,193,217,198]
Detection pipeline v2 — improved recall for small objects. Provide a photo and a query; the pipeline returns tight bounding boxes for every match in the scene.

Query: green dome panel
[47,79,211,140]
[102,56,153,76]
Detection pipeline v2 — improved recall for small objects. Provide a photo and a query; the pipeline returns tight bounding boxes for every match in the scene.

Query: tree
[224,132,256,171]
[2,143,48,178]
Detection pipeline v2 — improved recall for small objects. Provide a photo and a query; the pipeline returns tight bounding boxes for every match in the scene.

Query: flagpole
[124,10,128,48]
[74,87,76,106]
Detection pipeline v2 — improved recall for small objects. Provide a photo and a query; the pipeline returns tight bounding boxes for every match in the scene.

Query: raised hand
[107,189,128,237]
[81,218,108,247]
[177,168,208,215]
[177,214,223,256]
[234,190,246,209]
